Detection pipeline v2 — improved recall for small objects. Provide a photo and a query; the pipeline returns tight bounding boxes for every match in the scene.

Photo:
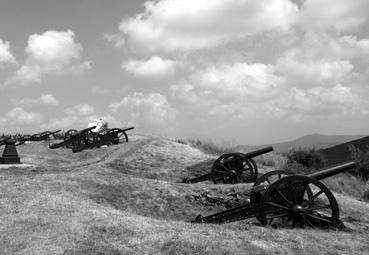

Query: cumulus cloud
[298,0,369,32]
[13,94,60,106]
[276,50,354,86]
[109,92,176,133]
[122,56,177,77]
[64,103,95,116]
[0,39,16,65]
[5,107,43,125]
[114,0,298,52]
[7,30,90,85]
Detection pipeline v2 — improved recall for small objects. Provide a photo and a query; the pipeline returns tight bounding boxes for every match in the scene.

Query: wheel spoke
[267,201,291,211]
[297,182,308,203]
[289,182,297,204]
[309,190,324,203]
[276,190,293,206]
[305,213,332,223]
[307,205,331,211]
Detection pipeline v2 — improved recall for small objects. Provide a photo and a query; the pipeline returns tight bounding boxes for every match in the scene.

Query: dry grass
[0,136,369,254]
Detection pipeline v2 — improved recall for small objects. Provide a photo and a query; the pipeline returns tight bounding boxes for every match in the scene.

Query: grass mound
[1,136,369,254]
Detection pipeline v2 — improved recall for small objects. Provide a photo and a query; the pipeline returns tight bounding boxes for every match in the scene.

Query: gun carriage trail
[0,135,369,254]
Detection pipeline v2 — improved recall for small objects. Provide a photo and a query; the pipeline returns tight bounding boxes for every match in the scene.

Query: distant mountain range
[236,134,367,153]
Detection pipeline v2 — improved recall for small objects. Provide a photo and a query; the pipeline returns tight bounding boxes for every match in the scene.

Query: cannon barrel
[72,126,96,136]
[50,129,61,134]
[243,146,273,159]
[307,161,356,181]
[122,126,134,132]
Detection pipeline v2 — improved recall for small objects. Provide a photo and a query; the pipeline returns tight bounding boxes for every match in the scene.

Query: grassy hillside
[0,136,368,254]
[320,135,369,165]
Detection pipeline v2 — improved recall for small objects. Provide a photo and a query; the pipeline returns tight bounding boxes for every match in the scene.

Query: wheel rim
[211,153,257,184]
[259,175,340,228]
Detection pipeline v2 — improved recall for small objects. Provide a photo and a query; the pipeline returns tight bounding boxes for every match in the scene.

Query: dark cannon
[69,126,135,153]
[191,161,356,229]
[15,130,61,145]
[49,126,134,153]
[49,126,96,150]
[29,130,61,141]
[183,146,274,184]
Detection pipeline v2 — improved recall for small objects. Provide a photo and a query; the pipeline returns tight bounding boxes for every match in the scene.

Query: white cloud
[276,50,354,86]
[0,39,16,65]
[109,92,176,133]
[13,94,59,106]
[6,30,90,86]
[40,94,59,105]
[64,103,95,116]
[298,0,369,32]
[116,0,298,52]
[6,107,43,125]
[122,56,177,77]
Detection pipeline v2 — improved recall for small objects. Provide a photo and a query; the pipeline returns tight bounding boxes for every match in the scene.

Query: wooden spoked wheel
[107,128,128,144]
[258,175,340,228]
[253,170,293,187]
[64,129,77,141]
[211,153,257,184]
[64,129,78,148]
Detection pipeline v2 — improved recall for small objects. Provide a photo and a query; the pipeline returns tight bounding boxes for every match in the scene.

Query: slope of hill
[0,136,368,254]
[320,135,369,165]
[236,134,366,153]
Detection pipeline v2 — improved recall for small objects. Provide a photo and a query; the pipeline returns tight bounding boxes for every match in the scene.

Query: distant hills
[320,135,369,165]
[236,134,366,153]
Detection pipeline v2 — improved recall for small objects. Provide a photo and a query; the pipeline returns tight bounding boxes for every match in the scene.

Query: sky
[0,0,369,145]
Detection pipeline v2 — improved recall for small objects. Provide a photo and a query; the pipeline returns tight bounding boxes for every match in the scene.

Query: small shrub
[286,148,326,170]
[348,144,369,180]
[185,139,234,155]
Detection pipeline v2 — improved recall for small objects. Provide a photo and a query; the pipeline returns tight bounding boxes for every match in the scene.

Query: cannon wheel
[64,129,77,141]
[211,153,257,184]
[64,129,78,148]
[253,170,293,187]
[107,128,128,144]
[258,175,340,228]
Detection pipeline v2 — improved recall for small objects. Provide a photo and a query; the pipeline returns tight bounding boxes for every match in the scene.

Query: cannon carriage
[192,161,356,229]
[182,146,274,184]
[49,126,134,153]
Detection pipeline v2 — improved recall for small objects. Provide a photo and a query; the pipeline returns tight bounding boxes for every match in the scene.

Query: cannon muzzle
[121,126,134,132]
[50,130,62,134]
[308,161,356,181]
[243,146,274,159]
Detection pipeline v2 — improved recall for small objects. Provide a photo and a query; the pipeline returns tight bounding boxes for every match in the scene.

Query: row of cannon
[181,146,356,230]
[1,125,134,153]
[1,133,359,230]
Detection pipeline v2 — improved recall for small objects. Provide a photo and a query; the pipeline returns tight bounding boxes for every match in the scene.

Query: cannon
[69,126,134,153]
[49,126,96,150]
[29,130,61,141]
[183,146,274,184]
[191,161,356,229]
[49,126,134,153]
[15,130,61,145]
